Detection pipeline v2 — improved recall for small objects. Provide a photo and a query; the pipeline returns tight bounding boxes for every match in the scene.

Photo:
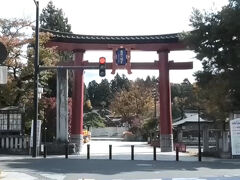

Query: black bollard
[176,146,179,161]
[65,143,68,159]
[43,145,47,158]
[153,146,156,160]
[109,145,112,160]
[131,145,134,160]
[87,144,90,160]
[198,146,202,162]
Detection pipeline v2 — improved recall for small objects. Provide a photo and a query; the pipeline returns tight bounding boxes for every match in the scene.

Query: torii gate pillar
[158,50,173,152]
[71,49,85,153]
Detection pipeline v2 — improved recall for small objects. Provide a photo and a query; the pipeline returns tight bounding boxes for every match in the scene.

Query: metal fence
[0,135,29,149]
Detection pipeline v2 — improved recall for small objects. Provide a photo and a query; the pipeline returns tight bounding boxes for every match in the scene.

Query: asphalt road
[0,140,240,180]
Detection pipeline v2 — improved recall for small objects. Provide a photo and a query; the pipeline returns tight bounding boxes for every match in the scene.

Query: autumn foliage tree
[0,18,32,107]
[110,80,154,135]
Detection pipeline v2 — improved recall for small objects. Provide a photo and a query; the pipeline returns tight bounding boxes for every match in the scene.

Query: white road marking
[0,171,37,180]
[223,175,232,177]
[136,163,153,167]
[41,173,66,180]
[172,178,207,180]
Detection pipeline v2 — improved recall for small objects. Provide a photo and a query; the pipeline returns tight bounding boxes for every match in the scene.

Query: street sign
[230,118,240,155]
[116,48,127,65]
[0,66,7,84]
[30,120,42,147]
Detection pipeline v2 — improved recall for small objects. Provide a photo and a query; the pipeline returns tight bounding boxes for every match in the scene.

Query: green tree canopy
[87,79,111,108]
[110,73,130,95]
[171,79,196,120]
[87,74,130,108]
[40,1,73,97]
[40,1,71,32]
[83,112,105,129]
[186,0,240,121]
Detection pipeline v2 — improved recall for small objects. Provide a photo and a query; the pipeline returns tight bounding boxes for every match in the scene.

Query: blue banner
[116,48,127,65]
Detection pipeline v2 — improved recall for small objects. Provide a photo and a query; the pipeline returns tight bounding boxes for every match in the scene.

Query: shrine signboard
[116,48,127,65]
[230,118,240,156]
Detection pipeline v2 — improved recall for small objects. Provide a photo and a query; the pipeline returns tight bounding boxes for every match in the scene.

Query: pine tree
[40,1,71,32]
[186,0,240,121]
[40,1,73,97]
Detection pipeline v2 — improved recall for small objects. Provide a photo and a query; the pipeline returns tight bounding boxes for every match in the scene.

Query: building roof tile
[41,28,184,44]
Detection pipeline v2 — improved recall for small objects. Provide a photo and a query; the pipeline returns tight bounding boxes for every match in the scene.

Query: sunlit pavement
[76,140,213,161]
[0,139,240,180]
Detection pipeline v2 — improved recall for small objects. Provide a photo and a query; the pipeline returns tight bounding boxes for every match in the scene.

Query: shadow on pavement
[1,157,240,175]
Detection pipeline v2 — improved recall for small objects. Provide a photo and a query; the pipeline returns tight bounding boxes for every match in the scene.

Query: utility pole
[33,0,39,157]
[198,108,202,161]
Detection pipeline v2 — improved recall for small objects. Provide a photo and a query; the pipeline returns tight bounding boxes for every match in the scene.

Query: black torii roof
[41,28,184,44]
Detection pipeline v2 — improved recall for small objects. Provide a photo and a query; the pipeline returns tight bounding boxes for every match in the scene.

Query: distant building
[0,106,24,135]
[0,106,29,153]
[173,112,214,147]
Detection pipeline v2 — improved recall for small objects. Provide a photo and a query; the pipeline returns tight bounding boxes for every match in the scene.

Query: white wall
[90,127,128,137]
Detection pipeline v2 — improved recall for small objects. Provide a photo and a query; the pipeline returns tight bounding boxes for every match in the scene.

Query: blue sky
[0,0,228,85]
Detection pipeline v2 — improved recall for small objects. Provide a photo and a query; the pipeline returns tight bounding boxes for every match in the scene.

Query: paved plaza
[78,139,208,161]
[0,139,240,180]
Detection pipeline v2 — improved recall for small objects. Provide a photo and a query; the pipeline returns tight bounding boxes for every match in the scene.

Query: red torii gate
[45,29,192,152]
